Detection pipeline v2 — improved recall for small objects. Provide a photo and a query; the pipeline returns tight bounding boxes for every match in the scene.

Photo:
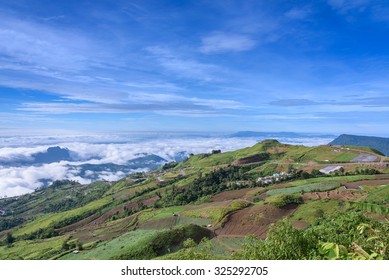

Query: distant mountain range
[329,134,389,156]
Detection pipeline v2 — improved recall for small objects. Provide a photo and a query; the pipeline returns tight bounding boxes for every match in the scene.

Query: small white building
[319,166,343,175]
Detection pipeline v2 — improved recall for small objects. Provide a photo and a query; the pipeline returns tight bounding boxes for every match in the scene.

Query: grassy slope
[1,139,388,260]
[13,196,112,237]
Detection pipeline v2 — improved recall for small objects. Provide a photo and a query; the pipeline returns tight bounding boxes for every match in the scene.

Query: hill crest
[329,134,389,156]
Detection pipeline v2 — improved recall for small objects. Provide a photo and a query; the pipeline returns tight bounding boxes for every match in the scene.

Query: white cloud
[328,0,370,13]
[285,7,312,20]
[199,33,256,54]
[18,93,244,115]
[0,15,92,75]
[0,134,332,197]
[0,146,55,163]
[97,171,126,181]
[147,46,220,81]
[0,163,69,197]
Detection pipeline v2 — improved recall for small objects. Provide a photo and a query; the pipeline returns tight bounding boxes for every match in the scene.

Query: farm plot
[215,204,297,239]
[289,199,344,225]
[351,154,378,162]
[139,216,212,230]
[206,237,246,256]
[70,214,137,244]
[266,182,340,196]
[350,202,389,214]
[84,196,159,227]
[60,229,157,260]
[211,188,253,202]
[302,188,366,201]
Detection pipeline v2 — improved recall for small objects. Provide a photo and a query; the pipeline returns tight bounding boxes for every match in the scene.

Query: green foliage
[234,221,318,260]
[318,242,349,260]
[289,199,344,225]
[183,200,250,222]
[5,232,14,245]
[113,224,213,259]
[0,236,68,260]
[157,166,251,206]
[330,134,388,156]
[365,185,389,204]
[235,211,389,260]
[162,162,179,170]
[161,237,217,260]
[266,182,341,196]
[49,180,79,189]
[13,197,112,239]
[267,194,302,208]
[0,217,26,232]
[318,221,388,260]
[42,181,111,213]
[350,202,389,214]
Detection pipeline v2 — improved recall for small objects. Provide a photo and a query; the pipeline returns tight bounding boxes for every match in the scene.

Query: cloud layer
[0,134,333,197]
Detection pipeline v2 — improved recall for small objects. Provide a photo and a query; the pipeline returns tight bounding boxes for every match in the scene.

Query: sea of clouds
[0,133,335,197]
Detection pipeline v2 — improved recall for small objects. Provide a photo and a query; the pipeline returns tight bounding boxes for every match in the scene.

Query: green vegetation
[365,185,389,204]
[1,139,388,260]
[0,236,68,260]
[330,134,389,156]
[13,196,112,239]
[156,166,253,206]
[350,202,389,214]
[290,200,344,224]
[234,212,389,260]
[266,194,303,208]
[183,200,250,223]
[266,182,341,196]
[113,224,213,259]
[60,230,157,260]
[137,206,186,222]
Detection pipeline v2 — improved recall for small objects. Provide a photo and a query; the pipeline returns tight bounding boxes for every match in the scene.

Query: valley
[0,140,388,260]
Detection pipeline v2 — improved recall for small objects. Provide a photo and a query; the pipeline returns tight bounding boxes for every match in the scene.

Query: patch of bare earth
[71,215,137,244]
[234,154,267,165]
[344,179,389,188]
[85,196,159,227]
[292,220,310,229]
[266,147,288,154]
[302,188,366,201]
[139,216,179,230]
[211,188,253,202]
[215,204,298,239]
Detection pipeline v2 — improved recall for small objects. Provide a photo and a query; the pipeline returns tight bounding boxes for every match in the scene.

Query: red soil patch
[215,204,298,239]
[211,188,253,202]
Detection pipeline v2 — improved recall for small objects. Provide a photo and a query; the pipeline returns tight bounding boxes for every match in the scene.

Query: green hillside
[0,139,388,260]
[330,134,389,156]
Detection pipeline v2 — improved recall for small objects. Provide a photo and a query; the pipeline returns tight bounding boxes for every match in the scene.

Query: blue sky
[1,0,389,136]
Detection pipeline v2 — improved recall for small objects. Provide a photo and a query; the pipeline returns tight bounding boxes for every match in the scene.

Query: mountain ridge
[329,134,389,156]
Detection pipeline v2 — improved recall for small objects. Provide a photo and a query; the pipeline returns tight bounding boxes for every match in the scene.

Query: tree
[6,232,14,245]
